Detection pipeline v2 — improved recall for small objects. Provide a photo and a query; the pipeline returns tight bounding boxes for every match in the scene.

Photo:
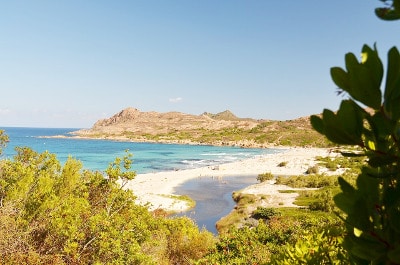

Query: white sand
[124,147,340,212]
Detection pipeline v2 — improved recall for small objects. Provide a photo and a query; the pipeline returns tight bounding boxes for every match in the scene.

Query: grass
[160,194,196,212]
[278,190,298,194]
[216,193,258,234]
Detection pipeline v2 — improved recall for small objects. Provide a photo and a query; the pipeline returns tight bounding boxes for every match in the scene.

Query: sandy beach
[124,147,340,212]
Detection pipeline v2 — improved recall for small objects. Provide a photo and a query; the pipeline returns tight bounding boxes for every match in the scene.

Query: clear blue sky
[1,1,399,128]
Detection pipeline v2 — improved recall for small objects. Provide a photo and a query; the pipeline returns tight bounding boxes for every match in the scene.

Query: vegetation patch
[278,189,298,194]
[277,161,288,167]
[252,207,281,220]
[257,172,274,182]
[275,174,338,188]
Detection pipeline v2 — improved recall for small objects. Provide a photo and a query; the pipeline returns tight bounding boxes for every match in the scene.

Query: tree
[311,42,400,264]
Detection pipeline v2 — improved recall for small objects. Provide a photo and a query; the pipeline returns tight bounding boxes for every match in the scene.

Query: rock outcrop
[76,107,259,136]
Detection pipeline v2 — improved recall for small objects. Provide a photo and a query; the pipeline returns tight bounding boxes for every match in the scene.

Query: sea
[1,127,282,234]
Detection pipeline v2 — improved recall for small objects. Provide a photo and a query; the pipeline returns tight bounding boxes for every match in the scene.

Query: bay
[1,127,278,234]
[1,127,272,174]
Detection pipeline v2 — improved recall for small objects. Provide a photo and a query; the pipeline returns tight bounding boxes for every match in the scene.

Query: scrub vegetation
[1,1,400,264]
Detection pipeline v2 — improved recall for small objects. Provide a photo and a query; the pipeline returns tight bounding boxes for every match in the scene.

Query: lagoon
[173,174,258,234]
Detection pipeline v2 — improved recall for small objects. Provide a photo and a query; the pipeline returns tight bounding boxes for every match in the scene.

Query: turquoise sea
[1,127,281,233]
[2,127,277,173]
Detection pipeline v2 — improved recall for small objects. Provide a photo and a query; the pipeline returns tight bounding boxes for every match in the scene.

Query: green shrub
[309,189,336,213]
[252,207,281,220]
[257,172,274,182]
[306,165,319,174]
[277,161,288,167]
[275,174,337,188]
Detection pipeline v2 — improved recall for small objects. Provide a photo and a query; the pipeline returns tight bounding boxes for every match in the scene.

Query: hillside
[73,107,331,148]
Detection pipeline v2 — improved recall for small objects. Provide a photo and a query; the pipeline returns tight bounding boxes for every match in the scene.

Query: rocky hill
[73,107,331,148]
[78,107,259,134]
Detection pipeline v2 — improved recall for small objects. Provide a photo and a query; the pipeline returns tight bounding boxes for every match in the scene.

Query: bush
[252,207,281,220]
[277,161,288,167]
[309,189,336,213]
[306,165,319,174]
[275,174,337,188]
[0,147,215,264]
[257,172,274,182]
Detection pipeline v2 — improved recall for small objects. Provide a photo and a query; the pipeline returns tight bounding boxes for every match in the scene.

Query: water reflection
[173,175,257,234]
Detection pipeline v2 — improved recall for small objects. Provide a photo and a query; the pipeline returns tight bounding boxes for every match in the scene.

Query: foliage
[216,193,257,234]
[275,174,338,188]
[305,165,319,174]
[376,0,400,20]
[0,146,214,264]
[0,130,9,155]
[196,223,273,264]
[271,230,350,265]
[257,171,274,182]
[311,44,400,263]
[269,212,350,264]
[316,155,365,172]
[203,211,348,264]
[252,206,281,220]
[308,189,336,213]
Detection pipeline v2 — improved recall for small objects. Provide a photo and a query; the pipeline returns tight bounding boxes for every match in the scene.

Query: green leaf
[388,245,400,263]
[331,67,350,92]
[376,8,400,20]
[345,52,359,72]
[356,172,380,204]
[334,177,356,213]
[366,112,394,146]
[337,100,363,140]
[361,44,383,91]
[384,47,400,101]
[334,193,354,214]
[322,109,361,145]
[362,166,393,178]
[338,177,355,194]
[338,46,383,109]
[384,47,400,120]
[310,115,324,134]
[367,155,397,168]
[388,205,400,234]
[348,64,382,109]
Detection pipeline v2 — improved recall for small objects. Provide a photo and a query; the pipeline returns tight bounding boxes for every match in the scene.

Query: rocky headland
[71,107,329,148]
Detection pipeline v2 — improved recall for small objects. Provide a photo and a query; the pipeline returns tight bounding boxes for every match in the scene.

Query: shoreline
[39,134,276,149]
[123,147,339,212]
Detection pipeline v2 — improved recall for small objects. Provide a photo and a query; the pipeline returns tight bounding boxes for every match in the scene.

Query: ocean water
[1,127,278,173]
[1,127,281,234]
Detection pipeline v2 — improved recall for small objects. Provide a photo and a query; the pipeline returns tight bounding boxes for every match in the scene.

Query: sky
[1,1,399,128]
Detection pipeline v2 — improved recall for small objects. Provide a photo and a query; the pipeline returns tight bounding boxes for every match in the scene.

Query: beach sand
[124,147,341,212]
